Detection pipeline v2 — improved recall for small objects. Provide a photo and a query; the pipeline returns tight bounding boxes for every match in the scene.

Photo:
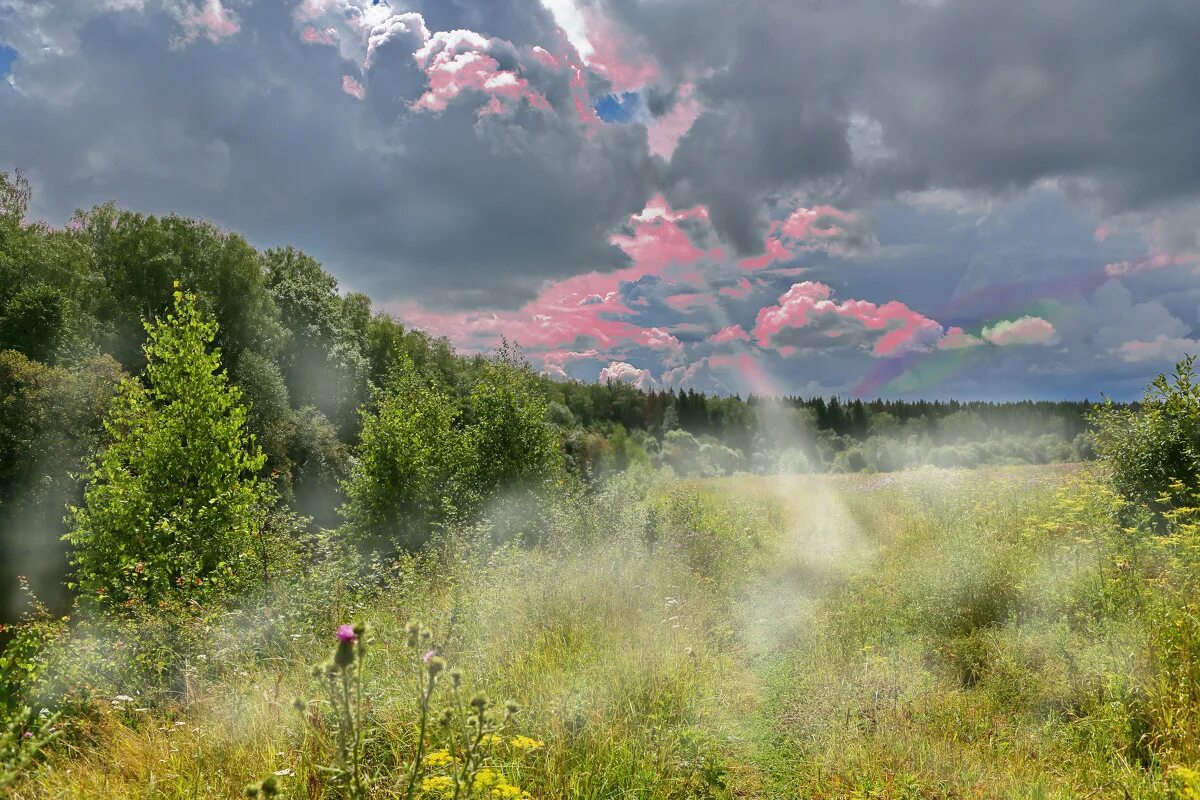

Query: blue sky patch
[595,92,640,124]
[0,45,16,79]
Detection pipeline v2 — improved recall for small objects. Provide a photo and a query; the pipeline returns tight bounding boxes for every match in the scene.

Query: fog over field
[3,1,1200,798]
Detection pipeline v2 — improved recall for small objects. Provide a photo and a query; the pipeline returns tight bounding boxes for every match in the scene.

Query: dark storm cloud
[2,0,1200,322]
[601,0,1200,253]
[0,0,656,308]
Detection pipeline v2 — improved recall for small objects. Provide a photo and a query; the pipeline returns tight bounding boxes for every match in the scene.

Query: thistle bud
[352,622,367,638]
[438,709,454,727]
[293,698,307,713]
[470,692,488,711]
[505,700,520,717]
[406,620,421,648]
[334,639,356,669]
[244,786,259,798]
[260,776,279,797]
[427,656,446,678]
[449,668,463,688]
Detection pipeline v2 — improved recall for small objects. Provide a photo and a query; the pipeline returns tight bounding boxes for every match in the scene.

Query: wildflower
[449,668,463,688]
[422,749,454,768]
[421,775,454,796]
[489,784,525,799]
[474,768,501,788]
[334,624,357,668]
[509,735,543,752]
[423,649,437,663]
[470,692,488,711]
[480,733,502,747]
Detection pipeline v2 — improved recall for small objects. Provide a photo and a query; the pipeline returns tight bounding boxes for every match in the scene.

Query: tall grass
[10,464,1200,797]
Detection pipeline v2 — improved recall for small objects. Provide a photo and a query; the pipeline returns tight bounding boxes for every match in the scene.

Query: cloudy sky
[2,0,1199,400]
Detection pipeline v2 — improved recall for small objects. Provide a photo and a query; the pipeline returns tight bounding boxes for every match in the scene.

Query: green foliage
[459,343,562,502]
[0,351,122,617]
[65,290,276,611]
[342,358,466,552]
[0,705,62,792]
[1091,355,1200,514]
[263,246,367,432]
[0,284,67,363]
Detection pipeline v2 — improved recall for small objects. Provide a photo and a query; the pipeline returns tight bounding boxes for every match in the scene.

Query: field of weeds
[14,462,1196,799]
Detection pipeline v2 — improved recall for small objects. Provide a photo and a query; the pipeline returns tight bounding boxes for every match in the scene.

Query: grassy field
[10,464,1191,798]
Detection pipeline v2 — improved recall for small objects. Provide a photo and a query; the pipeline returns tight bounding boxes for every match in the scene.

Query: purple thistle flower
[336,624,358,644]
[422,649,437,663]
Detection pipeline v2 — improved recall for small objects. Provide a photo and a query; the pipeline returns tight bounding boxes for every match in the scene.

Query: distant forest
[0,170,1109,614]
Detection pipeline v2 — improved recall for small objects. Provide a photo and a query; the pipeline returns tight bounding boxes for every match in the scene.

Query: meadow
[3,174,1199,798]
[9,460,1199,799]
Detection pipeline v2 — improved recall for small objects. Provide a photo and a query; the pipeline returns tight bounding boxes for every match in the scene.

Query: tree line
[0,170,1108,621]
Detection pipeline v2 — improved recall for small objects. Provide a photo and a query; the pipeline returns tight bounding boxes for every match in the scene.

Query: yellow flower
[474,768,500,788]
[423,749,455,768]
[489,784,524,799]
[421,775,454,796]
[509,735,544,752]
[480,733,503,747]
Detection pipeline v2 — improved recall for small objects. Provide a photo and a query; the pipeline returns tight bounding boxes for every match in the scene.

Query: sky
[2,0,1199,400]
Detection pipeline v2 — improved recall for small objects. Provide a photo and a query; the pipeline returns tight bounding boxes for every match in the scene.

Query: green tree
[460,343,562,502]
[66,290,275,611]
[341,357,466,552]
[1091,355,1200,517]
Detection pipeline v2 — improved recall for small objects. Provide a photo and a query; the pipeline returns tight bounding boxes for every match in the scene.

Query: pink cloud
[780,204,854,241]
[342,74,365,99]
[411,31,550,114]
[710,324,751,344]
[981,316,1058,346]
[301,25,338,45]
[583,12,659,92]
[753,281,945,357]
[531,46,561,68]
[1104,251,1200,277]
[599,361,656,389]
[1094,225,1110,242]
[610,196,720,274]
[647,82,702,159]
[180,0,239,44]
[1101,217,1200,277]
[938,326,983,350]
[1118,335,1200,364]
[638,326,684,355]
[737,234,793,271]
[719,277,754,298]
[665,292,718,310]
